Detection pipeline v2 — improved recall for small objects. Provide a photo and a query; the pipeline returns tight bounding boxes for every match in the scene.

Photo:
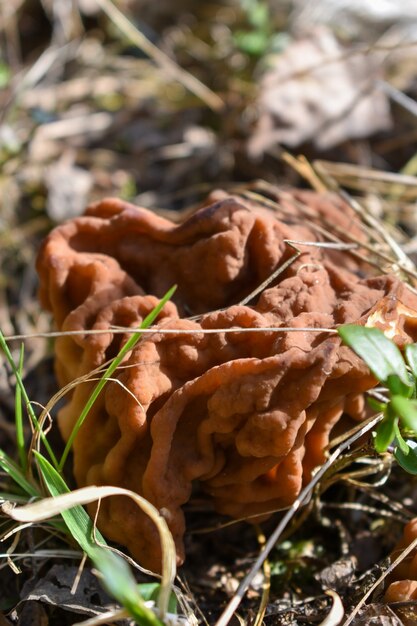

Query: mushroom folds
[385,518,417,626]
[37,188,417,571]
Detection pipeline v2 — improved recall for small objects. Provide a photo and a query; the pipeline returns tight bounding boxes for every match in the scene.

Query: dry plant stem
[322,502,408,523]
[377,80,417,118]
[238,248,301,306]
[287,192,414,276]
[2,485,176,616]
[281,151,328,192]
[0,41,78,125]
[337,189,416,273]
[320,591,344,626]
[253,527,270,626]
[343,535,417,626]
[214,413,383,626]
[94,0,224,112]
[314,160,417,188]
[71,552,88,595]
[75,607,130,626]
[240,182,415,280]
[238,190,383,273]
[6,531,21,574]
[3,327,338,341]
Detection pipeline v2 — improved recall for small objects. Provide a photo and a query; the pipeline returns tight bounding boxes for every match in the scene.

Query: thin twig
[3,327,338,341]
[238,246,301,306]
[94,0,224,112]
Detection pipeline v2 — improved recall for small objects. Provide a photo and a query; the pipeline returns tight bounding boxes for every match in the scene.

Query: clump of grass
[0,286,186,626]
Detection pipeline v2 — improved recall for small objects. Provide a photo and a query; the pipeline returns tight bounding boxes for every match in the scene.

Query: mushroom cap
[37,188,417,572]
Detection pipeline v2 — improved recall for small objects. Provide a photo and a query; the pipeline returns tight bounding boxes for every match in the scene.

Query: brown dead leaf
[316,557,357,591]
[249,27,392,153]
[0,613,13,626]
[18,602,49,626]
[19,564,113,618]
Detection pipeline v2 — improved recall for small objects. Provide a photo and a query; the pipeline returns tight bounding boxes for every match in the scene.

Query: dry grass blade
[314,160,417,190]
[2,485,176,616]
[319,590,344,626]
[252,527,270,626]
[214,413,383,626]
[75,608,130,626]
[93,0,224,112]
[3,327,338,342]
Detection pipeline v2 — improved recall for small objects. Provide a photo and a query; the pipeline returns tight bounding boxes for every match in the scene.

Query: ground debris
[351,603,405,625]
[249,27,391,154]
[316,557,357,591]
[4,0,417,623]
[17,564,115,618]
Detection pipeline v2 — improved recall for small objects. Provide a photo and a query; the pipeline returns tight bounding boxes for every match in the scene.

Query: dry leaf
[249,27,391,152]
[19,565,112,618]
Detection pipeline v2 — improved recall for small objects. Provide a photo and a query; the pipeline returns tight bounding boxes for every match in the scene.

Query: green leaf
[367,397,387,412]
[405,343,417,378]
[394,440,417,474]
[138,583,177,614]
[234,30,269,55]
[34,452,164,626]
[15,344,27,473]
[393,421,410,454]
[0,449,39,497]
[374,417,396,453]
[247,2,269,29]
[0,331,59,468]
[0,62,11,89]
[391,395,417,433]
[338,325,412,393]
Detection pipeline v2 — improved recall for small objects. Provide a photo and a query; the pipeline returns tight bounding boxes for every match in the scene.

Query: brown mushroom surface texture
[385,518,417,604]
[37,188,417,572]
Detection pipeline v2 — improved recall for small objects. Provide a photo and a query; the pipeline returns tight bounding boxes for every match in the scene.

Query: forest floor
[3,1,417,625]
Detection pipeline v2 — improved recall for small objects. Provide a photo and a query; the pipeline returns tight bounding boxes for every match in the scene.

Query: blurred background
[3,0,417,216]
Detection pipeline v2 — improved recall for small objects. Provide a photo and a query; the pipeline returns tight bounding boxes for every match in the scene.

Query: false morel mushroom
[37,187,417,571]
[383,518,417,626]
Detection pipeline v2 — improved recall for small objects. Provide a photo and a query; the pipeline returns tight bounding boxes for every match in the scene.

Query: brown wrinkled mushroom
[385,519,417,601]
[384,518,417,626]
[36,188,417,572]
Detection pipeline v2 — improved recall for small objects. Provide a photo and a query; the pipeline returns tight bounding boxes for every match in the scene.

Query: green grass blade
[59,285,177,471]
[35,451,107,547]
[93,549,164,626]
[34,452,164,626]
[0,449,39,497]
[138,583,177,614]
[405,343,417,379]
[15,344,27,473]
[0,331,59,469]
[0,492,32,504]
